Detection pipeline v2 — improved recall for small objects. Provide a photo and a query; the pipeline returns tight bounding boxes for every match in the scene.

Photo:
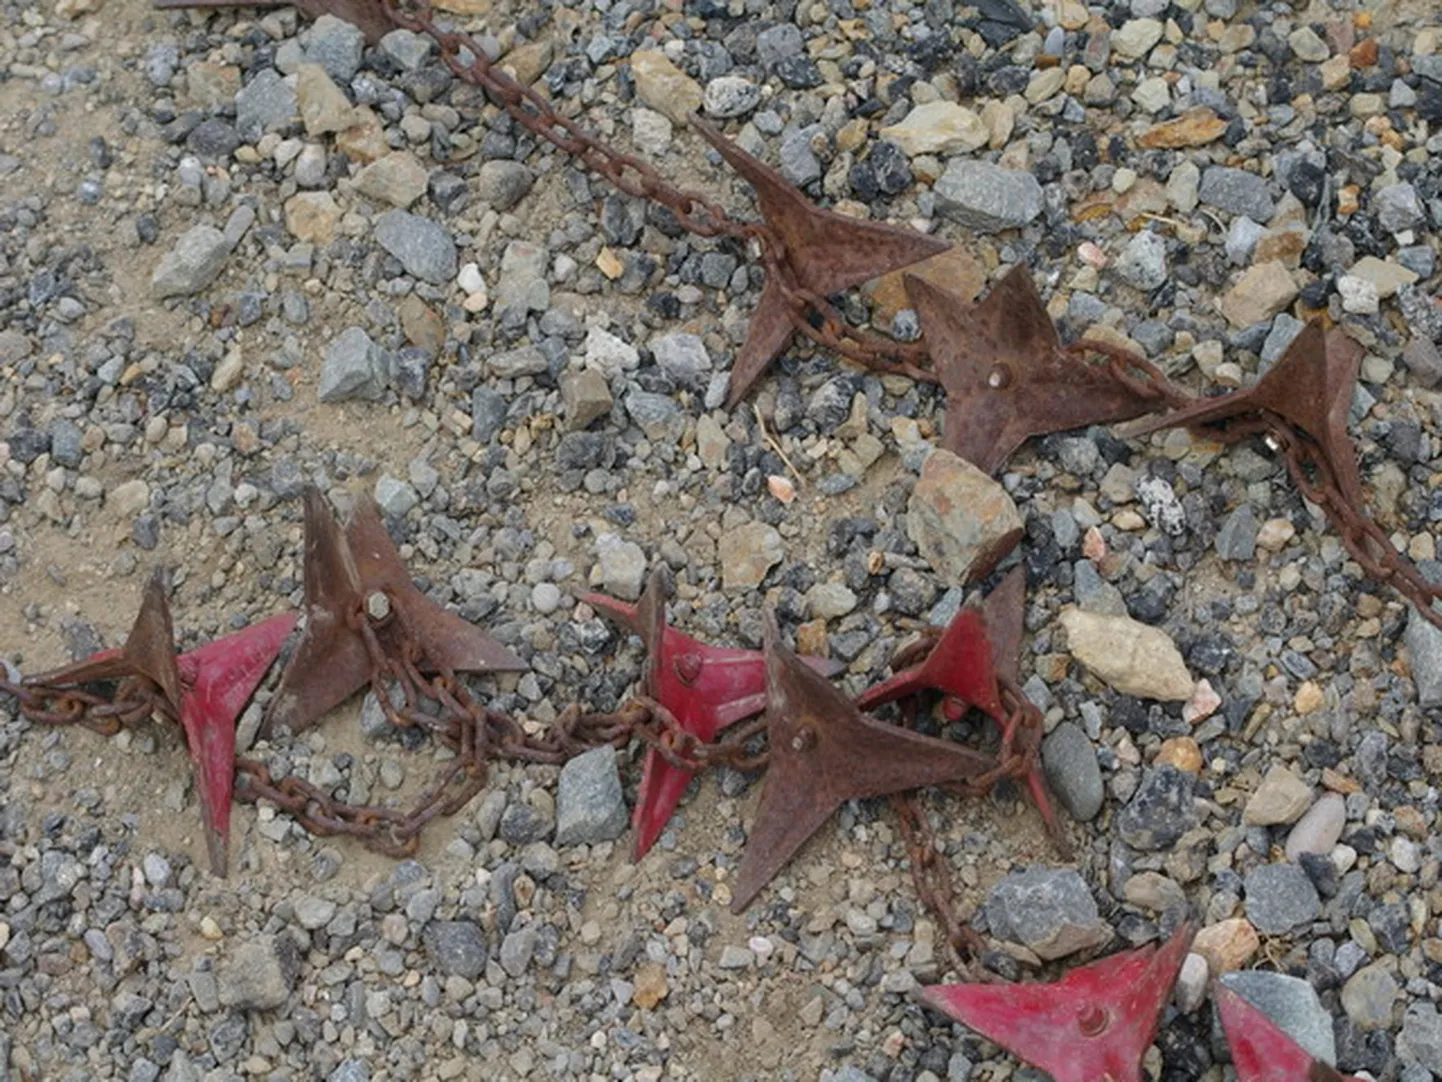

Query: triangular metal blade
[584,569,842,860]
[689,116,949,408]
[919,924,1194,1082]
[263,487,372,737]
[733,613,1000,912]
[178,612,298,876]
[1216,984,1358,1082]
[345,495,526,676]
[909,267,1166,475]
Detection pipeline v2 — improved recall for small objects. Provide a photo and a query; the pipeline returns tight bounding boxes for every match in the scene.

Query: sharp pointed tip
[204,827,229,878]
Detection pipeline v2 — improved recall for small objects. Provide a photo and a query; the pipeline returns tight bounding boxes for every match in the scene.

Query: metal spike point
[28,568,186,713]
[177,612,297,877]
[581,568,842,861]
[1118,320,1442,624]
[918,923,1195,1082]
[1215,984,1360,1082]
[689,116,950,408]
[854,568,1068,853]
[907,266,1170,475]
[732,613,1002,913]
[266,487,527,738]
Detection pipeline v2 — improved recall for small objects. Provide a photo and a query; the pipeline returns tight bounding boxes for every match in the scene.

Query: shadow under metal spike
[855,567,1070,854]
[264,487,526,738]
[732,613,1003,913]
[1120,320,1442,627]
[907,266,1175,476]
[1215,984,1360,1082]
[690,116,950,408]
[918,923,1195,1082]
[580,568,843,861]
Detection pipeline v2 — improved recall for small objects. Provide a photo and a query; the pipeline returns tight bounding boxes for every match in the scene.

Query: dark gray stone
[471,386,508,443]
[984,866,1108,960]
[1405,606,1442,707]
[235,69,298,141]
[1215,504,1258,561]
[1041,722,1104,822]
[373,210,457,285]
[305,14,367,82]
[1243,862,1320,934]
[217,936,298,1010]
[1199,166,1275,221]
[1116,767,1196,850]
[555,745,628,846]
[933,160,1043,232]
[424,921,488,979]
[319,327,388,403]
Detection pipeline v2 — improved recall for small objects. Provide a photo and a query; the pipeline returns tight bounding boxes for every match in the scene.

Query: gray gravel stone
[373,210,457,285]
[1116,767,1196,850]
[1399,1003,1442,1073]
[470,386,508,443]
[594,534,646,600]
[1198,166,1275,221]
[475,160,534,211]
[235,69,298,140]
[1341,963,1398,1032]
[1214,504,1258,561]
[217,936,298,1010]
[1220,970,1336,1064]
[1405,606,1442,707]
[703,75,761,117]
[151,225,232,298]
[499,925,538,976]
[555,745,628,846]
[933,160,1043,232]
[1041,722,1103,822]
[319,327,388,402]
[1375,182,1425,233]
[984,866,1108,960]
[1114,230,1167,290]
[424,921,488,980]
[1243,863,1320,934]
[652,332,711,388]
[305,14,366,82]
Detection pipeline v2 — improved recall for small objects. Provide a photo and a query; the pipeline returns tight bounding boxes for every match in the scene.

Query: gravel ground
[2,0,1442,1078]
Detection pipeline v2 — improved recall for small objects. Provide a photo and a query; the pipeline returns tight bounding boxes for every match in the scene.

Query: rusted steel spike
[150,0,395,45]
[581,567,842,861]
[855,568,1068,852]
[263,486,525,737]
[29,568,185,712]
[1216,984,1360,1082]
[1121,321,1442,619]
[918,923,1194,1082]
[178,612,297,877]
[732,613,1002,913]
[26,573,294,876]
[907,266,1169,476]
[689,116,950,408]
[1123,321,1360,491]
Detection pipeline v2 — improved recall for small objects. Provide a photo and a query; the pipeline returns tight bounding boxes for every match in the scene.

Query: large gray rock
[1405,605,1442,707]
[1041,722,1103,822]
[1199,166,1275,221]
[555,745,628,846]
[906,449,1023,585]
[374,210,457,285]
[1243,862,1320,934]
[319,327,389,402]
[151,225,232,298]
[1220,970,1336,1065]
[985,867,1109,960]
[217,935,299,1010]
[933,160,1043,232]
[1399,1003,1442,1073]
[424,921,488,979]
[235,69,299,140]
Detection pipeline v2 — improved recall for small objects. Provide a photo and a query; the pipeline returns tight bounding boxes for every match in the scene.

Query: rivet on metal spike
[987,365,1011,389]
[674,654,703,685]
[366,591,392,622]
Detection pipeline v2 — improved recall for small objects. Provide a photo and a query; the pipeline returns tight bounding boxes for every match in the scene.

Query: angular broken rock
[1243,765,1312,826]
[984,866,1111,961]
[878,101,989,156]
[1218,261,1298,328]
[1191,917,1260,975]
[218,935,299,1011]
[151,225,232,298]
[1057,608,1194,700]
[719,521,784,591]
[906,449,1023,586]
